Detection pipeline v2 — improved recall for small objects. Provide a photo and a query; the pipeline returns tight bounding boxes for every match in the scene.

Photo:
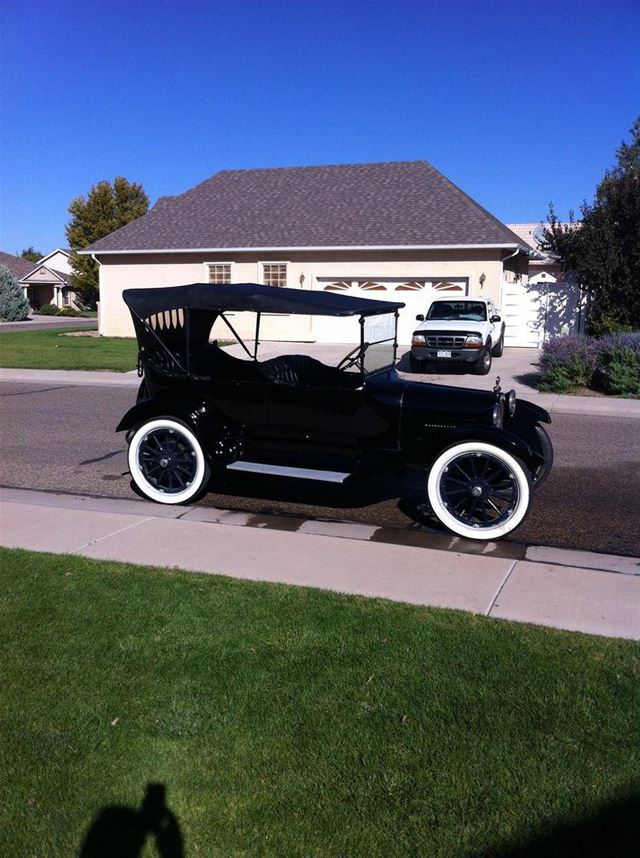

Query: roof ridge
[424,164,530,250]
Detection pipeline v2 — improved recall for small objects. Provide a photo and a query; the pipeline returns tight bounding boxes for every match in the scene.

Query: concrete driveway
[224,340,542,398]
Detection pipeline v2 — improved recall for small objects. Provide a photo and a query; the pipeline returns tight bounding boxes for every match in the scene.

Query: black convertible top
[123,282,405,319]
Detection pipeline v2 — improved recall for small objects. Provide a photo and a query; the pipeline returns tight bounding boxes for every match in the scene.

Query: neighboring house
[0,249,78,310]
[82,161,536,345]
[505,224,584,347]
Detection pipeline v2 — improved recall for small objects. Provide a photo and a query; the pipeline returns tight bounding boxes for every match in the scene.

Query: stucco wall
[96,248,508,342]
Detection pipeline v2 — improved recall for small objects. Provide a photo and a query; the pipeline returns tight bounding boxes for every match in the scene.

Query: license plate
[437,350,452,358]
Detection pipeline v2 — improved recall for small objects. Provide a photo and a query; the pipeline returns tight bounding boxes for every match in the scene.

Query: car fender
[116,394,214,436]
[430,424,544,474]
[513,399,551,424]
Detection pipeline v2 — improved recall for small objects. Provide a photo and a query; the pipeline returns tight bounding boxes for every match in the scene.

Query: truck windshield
[426,301,487,322]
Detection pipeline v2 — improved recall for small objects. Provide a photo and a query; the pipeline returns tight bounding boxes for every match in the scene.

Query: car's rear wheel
[426,441,532,539]
[128,418,210,504]
[473,347,492,375]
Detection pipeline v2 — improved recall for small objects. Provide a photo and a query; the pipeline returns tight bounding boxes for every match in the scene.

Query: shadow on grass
[470,786,640,858]
[78,783,183,858]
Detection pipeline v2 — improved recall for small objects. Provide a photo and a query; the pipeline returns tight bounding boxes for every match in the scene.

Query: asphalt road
[0,317,98,333]
[1,380,639,556]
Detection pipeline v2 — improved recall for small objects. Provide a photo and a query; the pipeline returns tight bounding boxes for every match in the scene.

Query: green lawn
[0,327,138,371]
[1,548,638,857]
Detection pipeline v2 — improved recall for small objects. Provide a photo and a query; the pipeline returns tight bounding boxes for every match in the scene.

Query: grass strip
[0,327,137,371]
[0,547,638,856]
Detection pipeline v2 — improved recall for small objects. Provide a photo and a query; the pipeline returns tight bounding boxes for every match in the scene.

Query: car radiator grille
[425,333,467,349]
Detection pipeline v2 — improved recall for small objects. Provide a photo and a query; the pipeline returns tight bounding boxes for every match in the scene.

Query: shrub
[58,307,81,317]
[539,331,640,396]
[36,304,60,315]
[596,333,640,396]
[0,264,30,321]
[539,336,600,392]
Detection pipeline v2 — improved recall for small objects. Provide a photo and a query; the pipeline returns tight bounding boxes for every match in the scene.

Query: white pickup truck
[409,296,505,375]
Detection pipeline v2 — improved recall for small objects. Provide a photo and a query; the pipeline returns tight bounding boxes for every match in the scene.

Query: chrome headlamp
[506,389,517,417]
[492,399,504,428]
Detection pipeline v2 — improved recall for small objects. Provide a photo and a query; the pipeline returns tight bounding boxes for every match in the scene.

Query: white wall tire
[427,441,531,540]
[128,418,209,505]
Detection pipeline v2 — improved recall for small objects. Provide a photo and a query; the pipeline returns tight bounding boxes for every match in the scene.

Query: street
[1,380,639,556]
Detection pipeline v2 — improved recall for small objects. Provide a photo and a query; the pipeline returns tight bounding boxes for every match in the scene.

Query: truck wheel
[409,354,425,373]
[128,417,210,504]
[473,348,492,375]
[491,334,504,357]
[426,441,532,539]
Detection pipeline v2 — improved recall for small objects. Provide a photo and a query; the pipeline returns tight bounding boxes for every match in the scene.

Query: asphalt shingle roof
[85,161,529,253]
[0,251,40,279]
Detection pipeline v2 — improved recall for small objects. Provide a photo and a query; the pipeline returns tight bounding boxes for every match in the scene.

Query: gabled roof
[21,264,70,285]
[84,161,530,254]
[0,251,40,279]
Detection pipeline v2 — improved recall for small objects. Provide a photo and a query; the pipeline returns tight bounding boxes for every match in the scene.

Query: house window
[208,264,231,284]
[262,263,287,288]
[63,290,71,306]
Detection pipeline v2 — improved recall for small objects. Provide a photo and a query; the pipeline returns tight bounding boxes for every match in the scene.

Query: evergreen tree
[546,117,640,333]
[0,265,30,321]
[19,247,43,263]
[66,177,149,309]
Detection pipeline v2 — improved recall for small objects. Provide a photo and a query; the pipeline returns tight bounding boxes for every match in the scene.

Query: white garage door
[314,278,468,344]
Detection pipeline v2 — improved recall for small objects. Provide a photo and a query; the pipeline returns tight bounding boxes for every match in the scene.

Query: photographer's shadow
[78,783,183,858]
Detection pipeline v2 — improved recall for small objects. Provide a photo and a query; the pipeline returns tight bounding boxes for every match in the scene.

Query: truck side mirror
[415,314,424,321]
[490,314,501,323]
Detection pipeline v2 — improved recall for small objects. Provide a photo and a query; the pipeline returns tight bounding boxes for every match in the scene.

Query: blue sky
[1,0,638,253]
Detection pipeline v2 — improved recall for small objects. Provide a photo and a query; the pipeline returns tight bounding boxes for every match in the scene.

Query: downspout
[91,253,102,335]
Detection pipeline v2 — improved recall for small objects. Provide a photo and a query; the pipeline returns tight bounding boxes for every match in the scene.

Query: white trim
[79,243,528,256]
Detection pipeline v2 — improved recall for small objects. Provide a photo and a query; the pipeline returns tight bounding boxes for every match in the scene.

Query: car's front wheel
[128,418,210,504]
[426,441,532,539]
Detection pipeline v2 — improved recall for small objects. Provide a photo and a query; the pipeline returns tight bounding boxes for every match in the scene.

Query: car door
[264,379,365,447]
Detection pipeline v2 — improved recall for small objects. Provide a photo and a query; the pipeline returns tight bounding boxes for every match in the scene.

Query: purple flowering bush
[539,332,640,396]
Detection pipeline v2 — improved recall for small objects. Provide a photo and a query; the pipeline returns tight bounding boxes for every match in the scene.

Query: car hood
[414,319,489,334]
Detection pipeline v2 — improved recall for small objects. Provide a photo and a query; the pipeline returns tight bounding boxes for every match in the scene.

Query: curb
[2,486,638,640]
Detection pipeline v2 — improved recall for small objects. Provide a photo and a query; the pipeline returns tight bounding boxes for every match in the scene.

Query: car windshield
[426,301,487,321]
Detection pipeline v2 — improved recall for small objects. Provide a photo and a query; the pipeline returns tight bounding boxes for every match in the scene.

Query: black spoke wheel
[138,428,198,493]
[427,442,532,539]
[128,418,210,505]
[440,452,519,528]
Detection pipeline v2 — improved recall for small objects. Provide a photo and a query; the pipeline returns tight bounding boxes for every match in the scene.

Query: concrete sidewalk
[2,362,639,417]
[1,487,638,640]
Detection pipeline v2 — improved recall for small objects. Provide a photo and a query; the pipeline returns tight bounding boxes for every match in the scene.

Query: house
[82,161,537,345]
[505,224,584,347]
[0,249,78,310]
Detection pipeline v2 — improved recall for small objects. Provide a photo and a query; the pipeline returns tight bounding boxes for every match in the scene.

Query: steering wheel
[336,344,367,371]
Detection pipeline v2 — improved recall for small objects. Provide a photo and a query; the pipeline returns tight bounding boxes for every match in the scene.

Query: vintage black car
[117,283,553,541]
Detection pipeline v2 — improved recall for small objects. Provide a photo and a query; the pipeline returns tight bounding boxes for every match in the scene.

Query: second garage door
[314,278,469,344]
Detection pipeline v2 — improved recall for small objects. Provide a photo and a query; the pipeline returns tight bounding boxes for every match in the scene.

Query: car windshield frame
[426,300,488,322]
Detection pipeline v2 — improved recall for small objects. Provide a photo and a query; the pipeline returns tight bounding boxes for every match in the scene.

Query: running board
[226,461,350,483]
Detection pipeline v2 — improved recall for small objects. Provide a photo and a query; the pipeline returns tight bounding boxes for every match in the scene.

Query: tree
[545,117,640,334]
[66,177,149,309]
[19,247,43,263]
[0,264,30,321]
